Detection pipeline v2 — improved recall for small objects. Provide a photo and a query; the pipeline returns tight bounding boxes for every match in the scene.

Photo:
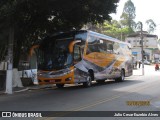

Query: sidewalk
[0,65,156,95]
[133,65,157,76]
[0,84,56,95]
[133,68,143,76]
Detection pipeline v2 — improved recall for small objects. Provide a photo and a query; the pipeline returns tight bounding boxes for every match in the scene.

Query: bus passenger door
[73,45,82,64]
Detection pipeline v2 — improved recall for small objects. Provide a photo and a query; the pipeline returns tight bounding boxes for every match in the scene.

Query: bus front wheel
[56,84,64,88]
[83,75,92,87]
[115,70,125,82]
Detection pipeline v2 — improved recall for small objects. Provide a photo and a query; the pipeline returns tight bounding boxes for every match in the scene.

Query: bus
[30,30,133,88]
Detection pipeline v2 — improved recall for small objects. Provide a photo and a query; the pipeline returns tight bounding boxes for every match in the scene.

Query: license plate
[50,80,55,82]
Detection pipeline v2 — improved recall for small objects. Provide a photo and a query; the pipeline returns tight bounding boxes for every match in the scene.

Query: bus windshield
[33,31,87,71]
[37,37,74,71]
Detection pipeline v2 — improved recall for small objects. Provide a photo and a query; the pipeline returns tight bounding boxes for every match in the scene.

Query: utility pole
[121,31,122,41]
[5,27,14,94]
[140,22,144,75]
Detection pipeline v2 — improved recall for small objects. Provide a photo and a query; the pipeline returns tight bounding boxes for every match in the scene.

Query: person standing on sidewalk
[135,61,137,69]
[139,60,141,68]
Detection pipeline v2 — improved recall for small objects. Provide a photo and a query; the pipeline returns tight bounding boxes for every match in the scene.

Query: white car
[143,60,151,65]
[140,60,151,65]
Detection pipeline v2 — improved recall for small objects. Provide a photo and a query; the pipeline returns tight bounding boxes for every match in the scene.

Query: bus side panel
[124,59,133,77]
[74,61,88,83]
[80,53,132,81]
[74,68,88,83]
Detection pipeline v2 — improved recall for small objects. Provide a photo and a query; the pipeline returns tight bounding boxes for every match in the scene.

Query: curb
[0,85,56,95]
[0,91,5,95]
[14,88,29,93]
[28,87,54,90]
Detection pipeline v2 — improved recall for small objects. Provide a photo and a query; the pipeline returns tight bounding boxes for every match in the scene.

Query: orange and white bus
[30,30,133,88]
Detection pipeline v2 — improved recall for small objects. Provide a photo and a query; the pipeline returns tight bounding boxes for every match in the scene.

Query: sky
[110,0,160,37]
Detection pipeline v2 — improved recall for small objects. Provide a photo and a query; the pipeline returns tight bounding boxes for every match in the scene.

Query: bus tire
[83,75,92,87]
[115,70,125,82]
[88,69,94,80]
[56,84,64,88]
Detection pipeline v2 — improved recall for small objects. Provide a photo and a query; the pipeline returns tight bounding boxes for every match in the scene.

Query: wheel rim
[121,71,124,81]
[87,76,91,86]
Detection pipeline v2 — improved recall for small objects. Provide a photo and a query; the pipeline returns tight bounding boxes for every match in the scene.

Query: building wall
[126,37,158,48]
[125,34,158,62]
[144,37,158,48]
[132,48,152,61]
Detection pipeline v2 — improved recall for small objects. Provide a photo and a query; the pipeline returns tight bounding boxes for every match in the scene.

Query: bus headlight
[65,77,72,81]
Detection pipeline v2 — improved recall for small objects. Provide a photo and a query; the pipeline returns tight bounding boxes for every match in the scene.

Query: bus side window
[113,42,120,54]
[107,43,113,53]
[73,45,81,63]
[98,39,107,53]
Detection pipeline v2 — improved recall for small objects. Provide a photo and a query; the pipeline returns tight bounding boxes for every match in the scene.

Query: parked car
[155,60,160,64]
[140,60,151,65]
[144,60,151,65]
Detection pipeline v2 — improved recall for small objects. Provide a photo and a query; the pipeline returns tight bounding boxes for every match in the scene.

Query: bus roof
[87,30,129,45]
[47,30,131,47]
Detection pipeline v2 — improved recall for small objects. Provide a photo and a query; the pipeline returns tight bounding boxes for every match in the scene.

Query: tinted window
[86,35,99,54]
[74,45,81,63]
[113,42,120,54]
[119,43,131,55]
[87,35,116,54]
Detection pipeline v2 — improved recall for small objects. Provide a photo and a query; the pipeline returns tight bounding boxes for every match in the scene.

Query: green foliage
[122,0,135,19]
[0,0,119,36]
[146,19,156,33]
[120,0,136,29]
[136,20,156,34]
[97,20,133,41]
[136,21,143,31]
[0,0,119,67]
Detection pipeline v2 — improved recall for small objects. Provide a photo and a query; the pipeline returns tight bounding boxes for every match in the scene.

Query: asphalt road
[0,65,160,120]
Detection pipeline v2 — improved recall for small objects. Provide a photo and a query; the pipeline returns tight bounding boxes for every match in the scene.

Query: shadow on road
[54,79,144,91]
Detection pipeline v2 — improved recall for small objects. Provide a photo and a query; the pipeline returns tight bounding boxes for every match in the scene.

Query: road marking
[70,82,159,111]
[37,80,160,120]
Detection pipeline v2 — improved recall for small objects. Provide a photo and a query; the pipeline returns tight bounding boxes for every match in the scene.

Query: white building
[125,31,159,62]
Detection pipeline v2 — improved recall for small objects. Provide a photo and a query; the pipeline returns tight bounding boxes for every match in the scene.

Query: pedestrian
[139,60,141,68]
[155,63,159,71]
[135,61,137,69]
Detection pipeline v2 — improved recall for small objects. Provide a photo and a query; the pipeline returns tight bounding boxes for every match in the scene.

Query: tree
[102,20,122,39]
[146,19,156,33]
[111,20,121,28]
[120,0,136,30]
[136,21,142,31]
[94,20,131,41]
[0,0,119,68]
[0,27,8,61]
